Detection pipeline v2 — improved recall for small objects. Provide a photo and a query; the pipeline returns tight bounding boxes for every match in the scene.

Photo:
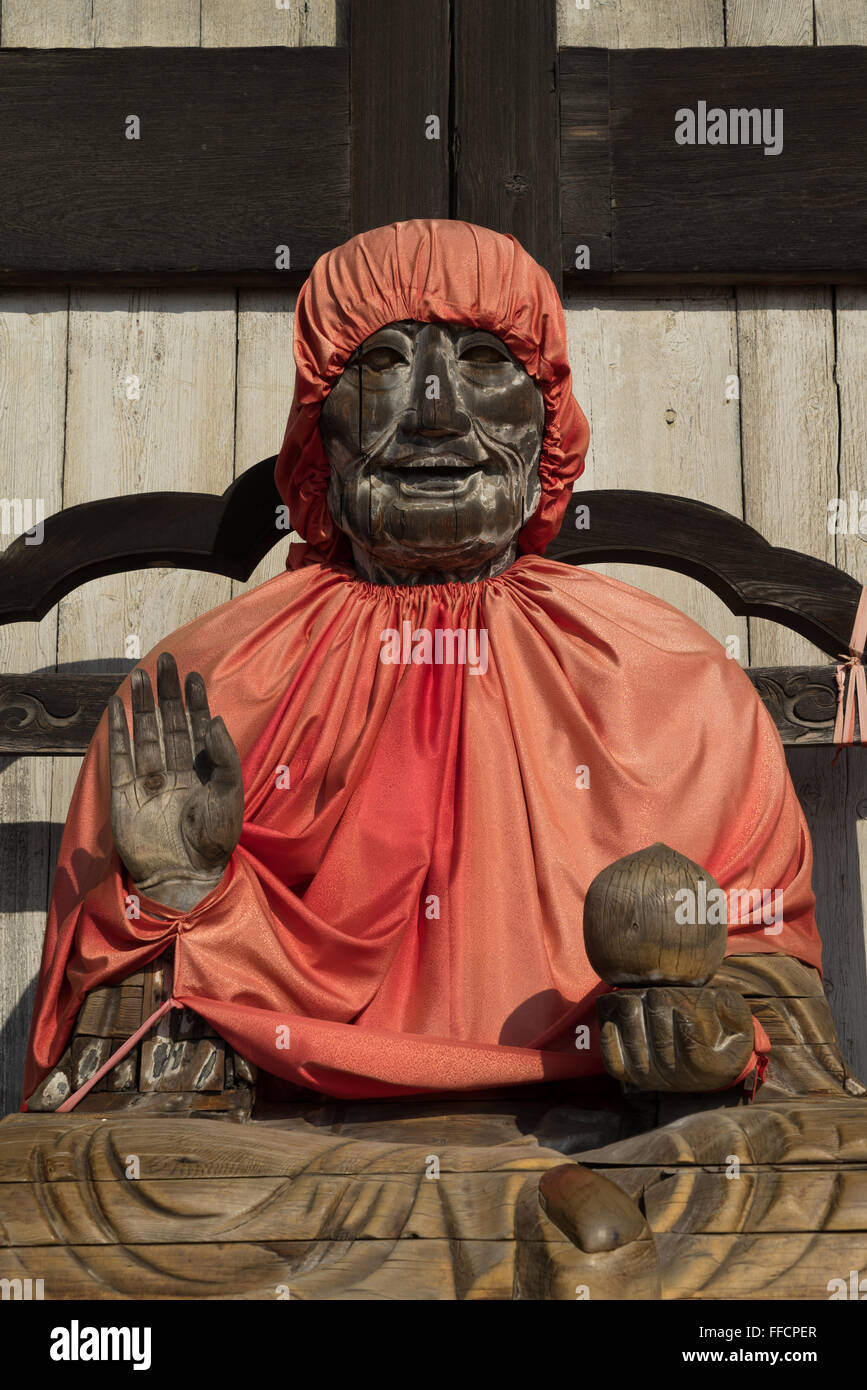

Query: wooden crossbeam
[0,46,349,285]
[561,46,867,283]
[0,665,845,754]
[1,19,860,285]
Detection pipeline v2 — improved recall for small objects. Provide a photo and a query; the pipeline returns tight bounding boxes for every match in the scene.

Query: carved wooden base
[2,1092,867,1299]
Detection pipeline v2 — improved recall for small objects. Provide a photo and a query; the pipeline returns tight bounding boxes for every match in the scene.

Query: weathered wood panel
[454,0,559,285]
[351,0,450,235]
[556,0,723,47]
[0,292,67,1118]
[737,290,839,668]
[564,289,746,650]
[0,0,94,45]
[558,46,867,282]
[725,0,812,46]
[232,292,298,594]
[0,47,349,284]
[202,0,343,47]
[816,0,867,46]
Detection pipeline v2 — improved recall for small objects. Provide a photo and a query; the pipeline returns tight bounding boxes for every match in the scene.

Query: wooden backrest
[0,457,861,753]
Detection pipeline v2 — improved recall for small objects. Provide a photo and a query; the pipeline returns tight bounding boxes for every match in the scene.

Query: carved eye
[144,773,165,792]
[360,345,406,372]
[460,343,509,364]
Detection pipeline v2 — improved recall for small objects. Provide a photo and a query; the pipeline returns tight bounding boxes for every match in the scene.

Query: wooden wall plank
[202,0,342,46]
[232,290,298,594]
[737,290,838,667]
[0,0,93,46]
[556,0,723,47]
[564,288,747,651]
[350,0,450,235]
[93,0,200,46]
[834,290,867,594]
[454,0,560,285]
[816,1,867,45]
[724,0,812,46]
[0,292,68,1116]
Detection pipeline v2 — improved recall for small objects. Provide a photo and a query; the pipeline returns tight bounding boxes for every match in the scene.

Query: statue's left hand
[598,985,755,1092]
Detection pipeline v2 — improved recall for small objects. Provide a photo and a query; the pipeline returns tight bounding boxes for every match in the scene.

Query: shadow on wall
[787,746,867,1083]
[0,976,37,1114]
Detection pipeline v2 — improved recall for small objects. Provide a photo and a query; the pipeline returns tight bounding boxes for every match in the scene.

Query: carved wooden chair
[1,464,865,1300]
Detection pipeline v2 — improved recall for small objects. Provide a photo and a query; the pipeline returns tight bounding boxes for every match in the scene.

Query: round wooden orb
[583,842,728,987]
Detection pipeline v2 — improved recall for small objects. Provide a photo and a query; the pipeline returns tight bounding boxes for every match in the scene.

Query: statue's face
[319,320,545,581]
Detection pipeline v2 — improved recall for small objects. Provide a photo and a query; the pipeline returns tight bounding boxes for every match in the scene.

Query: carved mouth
[382,457,484,495]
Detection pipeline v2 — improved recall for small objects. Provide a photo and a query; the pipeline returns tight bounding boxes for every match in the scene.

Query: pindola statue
[2,219,866,1300]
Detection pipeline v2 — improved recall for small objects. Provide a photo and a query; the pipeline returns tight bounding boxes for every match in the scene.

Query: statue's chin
[348,533,518,586]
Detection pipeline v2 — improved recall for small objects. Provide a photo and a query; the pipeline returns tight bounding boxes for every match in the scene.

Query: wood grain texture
[599,47,867,279]
[555,0,723,47]
[350,0,450,235]
[737,289,838,667]
[454,0,560,286]
[834,291,867,598]
[202,0,342,46]
[0,292,68,1119]
[0,47,349,284]
[560,48,611,276]
[232,292,298,594]
[93,0,201,46]
[816,0,867,46]
[0,1112,616,1300]
[0,0,94,46]
[724,0,812,47]
[564,289,746,649]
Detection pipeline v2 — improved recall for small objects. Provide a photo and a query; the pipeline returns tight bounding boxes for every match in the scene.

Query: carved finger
[185,671,212,760]
[130,669,163,777]
[714,988,753,1040]
[644,988,679,1075]
[614,991,651,1085]
[600,1019,628,1083]
[671,1008,750,1090]
[108,696,134,787]
[157,652,193,772]
[204,716,243,792]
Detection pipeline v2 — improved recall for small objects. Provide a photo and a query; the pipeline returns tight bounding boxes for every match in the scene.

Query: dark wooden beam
[561,46,867,284]
[0,457,283,626]
[0,47,349,286]
[560,47,611,278]
[550,489,863,658]
[0,664,846,756]
[350,0,450,234]
[453,0,560,287]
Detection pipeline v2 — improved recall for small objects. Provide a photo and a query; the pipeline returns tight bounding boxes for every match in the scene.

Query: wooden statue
[5,230,866,1298]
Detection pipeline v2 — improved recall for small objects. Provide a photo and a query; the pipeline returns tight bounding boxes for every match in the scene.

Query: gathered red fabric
[22,220,821,1105]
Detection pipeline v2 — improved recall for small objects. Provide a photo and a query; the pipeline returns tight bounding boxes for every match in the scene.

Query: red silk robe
[23,555,820,1103]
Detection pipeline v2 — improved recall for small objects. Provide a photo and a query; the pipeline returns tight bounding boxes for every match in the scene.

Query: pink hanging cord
[56,996,178,1112]
[833,587,867,750]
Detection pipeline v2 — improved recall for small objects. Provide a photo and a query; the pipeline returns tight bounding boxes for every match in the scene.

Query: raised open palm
[109,651,244,908]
